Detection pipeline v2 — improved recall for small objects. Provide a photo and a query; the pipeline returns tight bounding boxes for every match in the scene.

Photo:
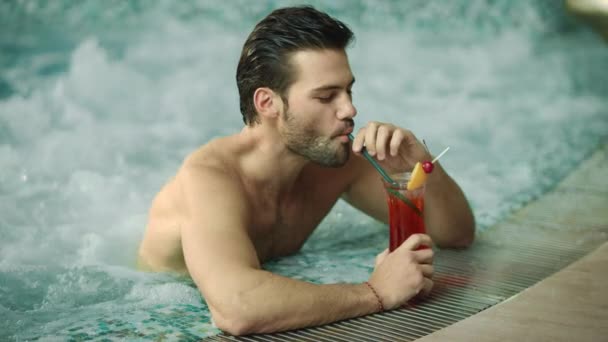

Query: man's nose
[336,95,357,120]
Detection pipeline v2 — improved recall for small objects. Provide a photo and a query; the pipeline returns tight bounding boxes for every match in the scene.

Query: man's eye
[317,94,335,103]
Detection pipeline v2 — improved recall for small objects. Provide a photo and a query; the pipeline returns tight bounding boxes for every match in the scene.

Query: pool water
[1,0,607,340]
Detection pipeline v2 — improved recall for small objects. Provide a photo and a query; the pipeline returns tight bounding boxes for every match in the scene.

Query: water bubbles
[124,282,200,305]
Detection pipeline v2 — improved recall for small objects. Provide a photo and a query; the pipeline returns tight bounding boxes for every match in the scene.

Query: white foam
[2,17,605,267]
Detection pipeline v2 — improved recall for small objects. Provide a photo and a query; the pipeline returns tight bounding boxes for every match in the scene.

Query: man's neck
[238,125,309,199]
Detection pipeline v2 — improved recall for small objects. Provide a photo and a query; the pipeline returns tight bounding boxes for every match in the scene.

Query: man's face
[279,49,357,167]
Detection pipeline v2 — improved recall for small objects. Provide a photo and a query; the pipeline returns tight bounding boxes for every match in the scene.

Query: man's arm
[345,123,475,248]
[179,165,382,335]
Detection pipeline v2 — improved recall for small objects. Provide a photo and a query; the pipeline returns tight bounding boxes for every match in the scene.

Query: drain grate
[203,218,607,342]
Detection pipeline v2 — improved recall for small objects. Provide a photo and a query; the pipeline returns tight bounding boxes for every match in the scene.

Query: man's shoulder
[178,157,237,190]
[179,136,239,174]
[173,159,249,219]
[174,139,246,196]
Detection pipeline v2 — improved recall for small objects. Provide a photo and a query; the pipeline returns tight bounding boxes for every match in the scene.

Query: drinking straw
[348,133,421,216]
[348,134,397,186]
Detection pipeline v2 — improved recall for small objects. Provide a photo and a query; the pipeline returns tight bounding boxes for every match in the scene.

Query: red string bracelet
[364,281,385,313]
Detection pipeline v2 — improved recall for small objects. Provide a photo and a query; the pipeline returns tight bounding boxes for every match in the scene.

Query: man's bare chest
[250,191,340,261]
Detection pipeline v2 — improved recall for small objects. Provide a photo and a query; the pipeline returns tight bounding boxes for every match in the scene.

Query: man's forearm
[424,163,475,248]
[211,270,379,335]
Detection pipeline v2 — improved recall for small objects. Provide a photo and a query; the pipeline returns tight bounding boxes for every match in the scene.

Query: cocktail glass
[383,172,426,252]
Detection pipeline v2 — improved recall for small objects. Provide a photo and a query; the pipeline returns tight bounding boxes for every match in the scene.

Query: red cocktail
[384,173,426,252]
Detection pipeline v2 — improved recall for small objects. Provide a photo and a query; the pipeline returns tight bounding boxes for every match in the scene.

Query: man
[138,6,475,336]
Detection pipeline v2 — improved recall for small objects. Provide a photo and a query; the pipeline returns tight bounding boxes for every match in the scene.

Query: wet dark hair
[236,6,354,125]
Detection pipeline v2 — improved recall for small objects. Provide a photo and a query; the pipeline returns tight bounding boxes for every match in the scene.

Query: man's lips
[337,127,354,137]
[335,127,353,143]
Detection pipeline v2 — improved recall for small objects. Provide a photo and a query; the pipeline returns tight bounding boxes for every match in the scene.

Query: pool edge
[417,142,608,341]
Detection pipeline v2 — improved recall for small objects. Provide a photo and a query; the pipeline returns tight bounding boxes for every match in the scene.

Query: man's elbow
[213,315,257,336]
[208,295,268,336]
[435,235,473,249]
[452,213,476,248]
[454,229,475,248]
[435,222,476,249]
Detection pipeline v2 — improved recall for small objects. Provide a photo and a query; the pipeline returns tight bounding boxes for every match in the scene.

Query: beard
[281,110,351,167]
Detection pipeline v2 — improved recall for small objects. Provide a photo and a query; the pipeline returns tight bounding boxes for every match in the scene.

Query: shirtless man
[138,6,475,336]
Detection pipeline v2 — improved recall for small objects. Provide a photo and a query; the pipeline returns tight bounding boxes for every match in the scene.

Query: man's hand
[350,122,432,174]
[368,234,434,310]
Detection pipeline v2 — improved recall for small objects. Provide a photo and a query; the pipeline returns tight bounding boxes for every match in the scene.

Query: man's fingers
[364,122,378,156]
[398,234,433,251]
[389,129,404,157]
[375,125,391,160]
[413,248,434,264]
[354,122,407,161]
[351,127,366,153]
[419,277,434,297]
[419,264,434,278]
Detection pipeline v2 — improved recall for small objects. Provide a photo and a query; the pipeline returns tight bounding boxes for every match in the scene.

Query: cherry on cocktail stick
[407,146,451,190]
[421,161,434,173]
[421,146,450,174]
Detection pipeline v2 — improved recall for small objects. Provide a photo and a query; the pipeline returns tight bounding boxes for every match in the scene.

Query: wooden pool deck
[419,143,608,341]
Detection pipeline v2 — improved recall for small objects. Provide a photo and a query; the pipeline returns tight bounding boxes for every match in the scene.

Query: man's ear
[253,87,281,120]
